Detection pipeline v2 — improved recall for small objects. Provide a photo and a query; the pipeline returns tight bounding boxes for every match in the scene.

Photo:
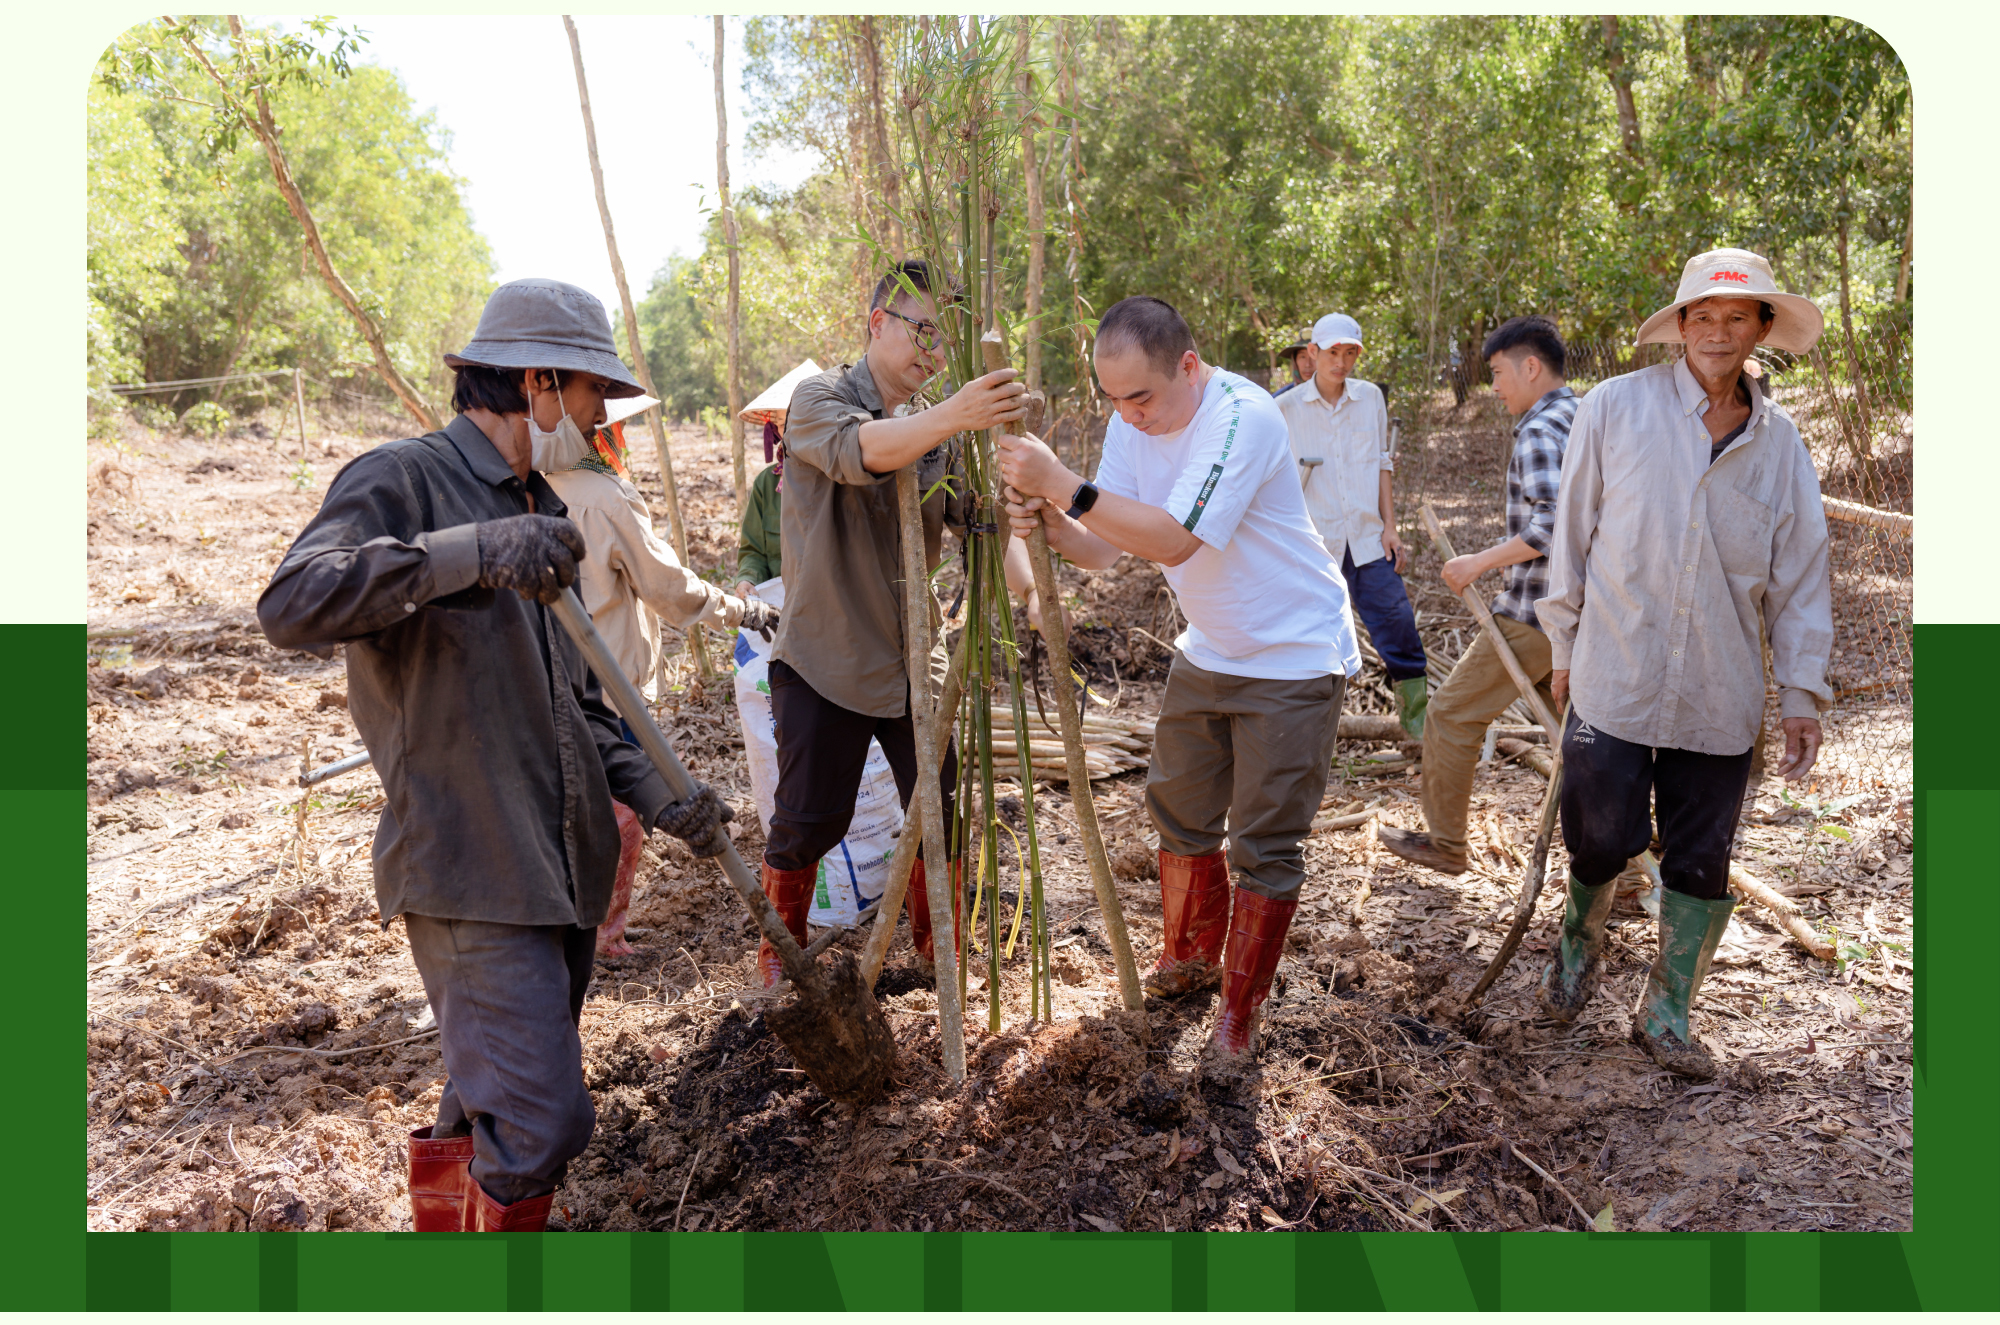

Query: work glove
[475,514,586,605]
[736,597,781,642]
[654,781,734,858]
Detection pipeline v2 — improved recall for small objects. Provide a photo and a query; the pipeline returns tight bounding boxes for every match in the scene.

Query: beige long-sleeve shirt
[542,467,740,700]
[1536,358,1833,756]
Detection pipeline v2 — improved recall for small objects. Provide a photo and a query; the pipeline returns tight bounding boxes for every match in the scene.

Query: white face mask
[526,369,592,472]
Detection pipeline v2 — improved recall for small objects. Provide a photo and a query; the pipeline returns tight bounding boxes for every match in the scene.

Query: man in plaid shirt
[1380,316,1575,875]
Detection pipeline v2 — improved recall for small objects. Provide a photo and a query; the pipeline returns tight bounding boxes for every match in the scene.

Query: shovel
[1417,503,1569,1008]
[548,588,895,1106]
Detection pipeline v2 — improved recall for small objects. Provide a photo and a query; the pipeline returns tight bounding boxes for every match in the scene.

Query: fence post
[294,367,309,461]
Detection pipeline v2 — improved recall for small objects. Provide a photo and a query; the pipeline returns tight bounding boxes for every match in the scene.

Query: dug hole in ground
[85,399,1913,1234]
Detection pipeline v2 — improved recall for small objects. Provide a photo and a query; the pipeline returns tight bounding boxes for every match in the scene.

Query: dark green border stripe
[10,623,83,791]
[259,1232,298,1311]
[86,1231,168,1310]
[40,628,2000,1311]
[1297,1232,1384,1310]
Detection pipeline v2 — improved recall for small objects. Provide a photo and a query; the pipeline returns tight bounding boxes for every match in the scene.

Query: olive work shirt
[769,358,966,718]
[1536,358,1835,756]
[256,414,676,930]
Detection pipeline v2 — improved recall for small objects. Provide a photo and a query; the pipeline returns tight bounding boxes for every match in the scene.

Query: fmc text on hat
[1312,313,1364,349]
[1635,248,1824,355]
[445,278,647,398]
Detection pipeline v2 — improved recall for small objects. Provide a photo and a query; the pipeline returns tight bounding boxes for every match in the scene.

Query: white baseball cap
[1312,313,1364,349]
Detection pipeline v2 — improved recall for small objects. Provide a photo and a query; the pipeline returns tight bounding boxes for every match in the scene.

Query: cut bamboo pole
[983,331,1144,1015]
[1015,17,1045,393]
[896,464,964,1080]
[714,16,749,515]
[1822,495,1911,537]
[859,635,968,987]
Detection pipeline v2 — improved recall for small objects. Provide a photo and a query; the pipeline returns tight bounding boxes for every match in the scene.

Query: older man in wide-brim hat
[259,278,738,1230]
[1535,248,1835,1080]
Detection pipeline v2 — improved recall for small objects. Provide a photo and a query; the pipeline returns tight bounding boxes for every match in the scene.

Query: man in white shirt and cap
[1537,248,1835,1080]
[1275,313,1430,736]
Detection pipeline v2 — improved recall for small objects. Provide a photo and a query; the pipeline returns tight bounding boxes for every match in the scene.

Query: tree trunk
[1895,197,1913,304]
[1059,19,1096,478]
[715,17,748,514]
[1016,20,1046,393]
[861,17,904,261]
[567,17,710,679]
[1600,16,1643,158]
[1834,193,1877,500]
[209,18,438,432]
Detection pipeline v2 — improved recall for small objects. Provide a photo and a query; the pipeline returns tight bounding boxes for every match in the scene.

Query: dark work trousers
[1557,709,1754,900]
[764,659,958,872]
[1145,653,1346,902]
[1340,549,1427,683]
[404,915,598,1206]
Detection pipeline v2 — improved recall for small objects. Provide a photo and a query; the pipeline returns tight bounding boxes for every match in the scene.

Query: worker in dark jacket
[257,278,732,1231]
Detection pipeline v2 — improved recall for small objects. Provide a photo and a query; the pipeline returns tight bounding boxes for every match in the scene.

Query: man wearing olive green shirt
[752,260,1037,988]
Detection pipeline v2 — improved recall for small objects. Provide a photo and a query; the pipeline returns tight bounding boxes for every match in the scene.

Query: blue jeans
[1341,549,1427,682]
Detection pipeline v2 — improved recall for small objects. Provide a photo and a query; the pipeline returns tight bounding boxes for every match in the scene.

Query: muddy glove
[654,781,734,858]
[736,597,781,642]
[475,514,586,605]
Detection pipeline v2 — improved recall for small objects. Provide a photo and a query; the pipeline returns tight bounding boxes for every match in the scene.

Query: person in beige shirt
[1535,248,1834,1081]
[543,395,777,957]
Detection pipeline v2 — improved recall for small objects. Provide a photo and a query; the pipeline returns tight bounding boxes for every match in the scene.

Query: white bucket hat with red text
[1635,248,1824,354]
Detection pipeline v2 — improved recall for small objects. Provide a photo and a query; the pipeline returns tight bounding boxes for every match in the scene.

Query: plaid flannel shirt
[1491,387,1577,630]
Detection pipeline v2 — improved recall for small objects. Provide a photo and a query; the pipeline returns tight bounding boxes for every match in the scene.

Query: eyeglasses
[886,309,945,352]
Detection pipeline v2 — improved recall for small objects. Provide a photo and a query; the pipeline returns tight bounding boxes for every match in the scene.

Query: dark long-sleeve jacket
[257,415,674,928]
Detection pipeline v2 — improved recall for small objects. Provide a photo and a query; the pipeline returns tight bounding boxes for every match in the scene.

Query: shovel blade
[765,949,897,1107]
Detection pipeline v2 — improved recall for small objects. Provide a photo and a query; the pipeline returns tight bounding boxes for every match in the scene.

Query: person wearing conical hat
[1536,249,1835,1080]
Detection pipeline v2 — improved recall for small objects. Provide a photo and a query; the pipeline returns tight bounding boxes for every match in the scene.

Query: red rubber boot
[757,859,817,989]
[1211,890,1299,1058]
[907,857,963,977]
[467,1183,554,1231]
[407,1126,474,1231]
[1144,849,1231,996]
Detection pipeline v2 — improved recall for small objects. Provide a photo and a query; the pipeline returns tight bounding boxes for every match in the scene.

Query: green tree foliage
[657,14,1908,413]
[90,20,494,418]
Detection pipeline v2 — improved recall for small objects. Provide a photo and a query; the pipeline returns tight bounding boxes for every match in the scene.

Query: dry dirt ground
[85,398,1912,1234]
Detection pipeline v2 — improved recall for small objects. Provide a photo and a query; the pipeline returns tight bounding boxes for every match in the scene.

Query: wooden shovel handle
[549,589,820,992]
[1419,502,1563,739]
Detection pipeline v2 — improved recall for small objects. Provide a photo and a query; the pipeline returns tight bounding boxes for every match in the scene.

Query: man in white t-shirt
[998,296,1361,1060]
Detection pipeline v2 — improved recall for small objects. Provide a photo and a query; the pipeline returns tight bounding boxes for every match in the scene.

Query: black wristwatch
[1064,481,1100,521]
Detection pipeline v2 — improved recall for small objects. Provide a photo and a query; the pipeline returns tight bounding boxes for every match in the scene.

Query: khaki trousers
[1420,613,1557,858]
[1145,651,1345,901]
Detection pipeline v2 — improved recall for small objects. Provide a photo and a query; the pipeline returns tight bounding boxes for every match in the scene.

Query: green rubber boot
[1537,874,1617,1022]
[1631,890,1736,1080]
[1395,676,1430,740]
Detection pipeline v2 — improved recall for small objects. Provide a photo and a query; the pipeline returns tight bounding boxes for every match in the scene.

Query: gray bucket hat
[445,278,646,397]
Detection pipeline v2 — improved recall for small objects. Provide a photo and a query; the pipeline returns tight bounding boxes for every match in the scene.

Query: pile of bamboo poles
[985,706,1152,781]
